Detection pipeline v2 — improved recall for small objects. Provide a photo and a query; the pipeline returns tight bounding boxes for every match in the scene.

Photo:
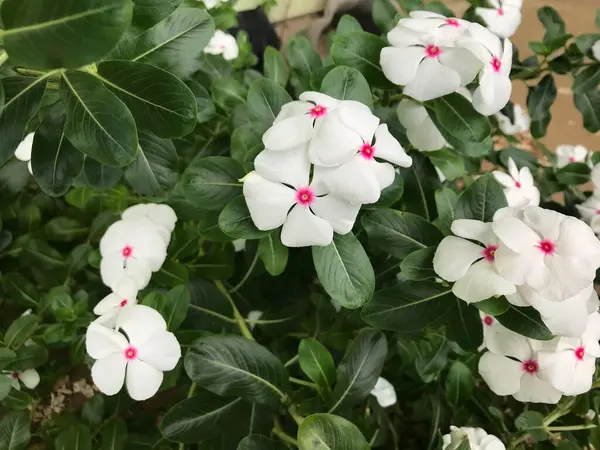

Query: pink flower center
[483,315,494,326]
[568,156,576,163]
[522,359,539,374]
[596,209,600,215]
[120,299,128,308]
[491,57,502,73]
[482,245,498,262]
[11,372,19,379]
[445,18,460,27]
[425,45,442,58]
[537,239,555,255]
[309,105,327,118]
[121,245,133,258]
[360,143,376,160]
[497,8,504,15]
[575,346,585,360]
[124,346,138,361]
[514,180,521,188]
[296,187,315,206]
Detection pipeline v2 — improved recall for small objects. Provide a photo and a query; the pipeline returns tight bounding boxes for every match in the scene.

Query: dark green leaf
[8,343,48,371]
[284,36,322,90]
[527,75,557,138]
[372,0,398,33]
[0,377,11,402]
[2,274,39,308]
[219,196,273,239]
[537,6,565,42]
[298,414,370,450]
[44,217,88,242]
[212,77,247,111]
[475,296,510,316]
[55,424,92,450]
[445,361,475,407]
[0,349,17,371]
[446,300,483,351]
[237,435,286,450]
[82,158,122,189]
[299,338,336,390]
[336,15,363,34]
[264,46,290,87]
[331,32,389,88]
[427,149,465,181]
[496,305,554,340]
[131,0,181,30]
[320,66,373,109]
[400,247,437,281]
[0,411,30,450]
[185,80,216,124]
[163,285,190,331]
[100,418,127,450]
[399,151,440,220]
[246,78,293,129]
[515,411,549,442]
[258,232,288,276]
[81,395,104,425]
[556,162,590,185]
[454,174,507,222]
[435,188,458,235]
[5,315,39,350]
[414,334,450,382]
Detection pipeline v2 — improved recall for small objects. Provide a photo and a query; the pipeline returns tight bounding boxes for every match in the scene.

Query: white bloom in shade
[397,99,448,151]
[122,203,177,245]
[537,312,600,396]
[556,145,588,168]
[247,310,263,331]
[576,195,600,235]
[15,133,34,162]
[442,426,506,450]
[93,276,139,329]
[593,40,600,62]
[204,30,238,60]
[493,157,540,208]
[4,369,40,390]
[203,0,228,9]
[495,104,530,135]
[100,219,168,290]
[370,377,397,407]
[585,410,596,421]
[479,336,562,403]
[381,24,481,101]
[480,312,526,356]
[323,124,412,204]
[475,0,522,38]
[493,206,600,301]
[243,146,360,247]
[507,284,599,338]
[433,219,515,303]
[459,23,512,115]
[86,305,181,401]
[232,239,246,252]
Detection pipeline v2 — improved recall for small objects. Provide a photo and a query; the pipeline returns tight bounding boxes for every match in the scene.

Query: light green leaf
[331,32,388,88]
[299,338,336,390]
[247,78,292,129]
[284,35,322,90]
[212,77,248,111]
[258,232,288,276]
[320,66,373,109]
[298,414,370,450]
[5,315,39,350]
[55,424,92,450]
[264,46,290,87]
[0,411,31,450]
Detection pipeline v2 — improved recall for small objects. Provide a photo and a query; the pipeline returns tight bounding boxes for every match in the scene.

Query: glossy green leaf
[184,335,289,406]
[329,329,387,413]
[212,77,247,111]
[475,297,510,316]
[97,60,197,138]
[527,75,557,138]
[312,232,375,309]
[556,162,590,185]
[284,35,322,90]
[1,0,132,70]
[299,338,336,390]
[400,247,437,281]
[454,174,507,222]
[0,411,31,450]
[219,196,273,239]
[163,285,190,331]
[574,88,600,133]
[496,305,554,340]
[237,435,287,450]
[258,232,288,276]
[5,314,39,350]
[61,70,138,167]
[399,151,441,220]
[185,79,216,124]
[264,46,290,87]
[100,418,127,450]
[55,424,92,450]
[427,149,465,181]
[131,0,181,30]
[247,78,292,129]
[298,414,370,450]
[414,334,450,382]
[447,301,483,351]
[320,65,373,109]
[445,361,475,407]
[331,32,389,88]
[435,188,459,235]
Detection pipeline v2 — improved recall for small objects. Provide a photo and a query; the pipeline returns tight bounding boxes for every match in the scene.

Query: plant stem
[548,424,597,432]
[214,280,254,340]
[288,404,305,426]
[284,355,299,368]
[273,419,298,446]
[230,249,260,294]
[187,382,197,398]
[289,377,318,390]
[508,433,529,450]
[0,50,8,68]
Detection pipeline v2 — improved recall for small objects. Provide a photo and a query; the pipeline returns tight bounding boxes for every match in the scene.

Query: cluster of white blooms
[381,11,512,115]
[556,144,590,169]
[475,0,522,38]
[495,104,530,135]
[442,426,505,450]
[243,92,412,247]
[14,132,34,174]
[576,164,600,235]
[493,157,540,208]
[85,204,182,401]
[434,205,600,403]
[204,30,239,61]
[369,377,397,408]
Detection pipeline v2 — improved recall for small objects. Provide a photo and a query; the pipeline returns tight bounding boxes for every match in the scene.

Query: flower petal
[281,206,333,247]
[514,373,561,404]
[308,111,362,167]
[408,118,447,151]
[19,369,40,389]
[450,219,491,243]
[91,352,127,396]
[433,236,484,282]
[14,133,34,161]
[338,101,380,144]
[404,57,462,102]
[478,352,522,395]
[243,172,296,231]
[438,47,482,86]
[473,73,512,115]
[370,377,397,407]
[373,124,412,167]
[262,114,314,151]
[372,161,396,191]
[386,26,423,47]
[254,146,311,188]
[311,194,360,235]
[325,157,382,205]
[86,322,128,360]
[137,331,181,371]
[492,217,540,252]
[126,359,163,401]
[452,260,515,303]
[100,255,153,291]
[397,99,428,129]
[120,305,167,348]
[380,46,426,86]
[298,92,340,109]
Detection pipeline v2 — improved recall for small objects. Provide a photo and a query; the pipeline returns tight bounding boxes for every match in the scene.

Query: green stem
[289,377,318,390]
[508,434,529,450]
[273,419,298,446]
[187,382,197,398]
[0,50,8,68]
[214,280,254,340]
[288,404,305,426]
[284,355,299,368]
[548,424,597,432]
[230,250,260,294]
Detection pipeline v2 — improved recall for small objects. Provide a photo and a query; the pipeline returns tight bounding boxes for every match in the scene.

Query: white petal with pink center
[556,144,589,169]
[433,219,515,303]
[4,369,40,390]
[495,104,530,135]
[203,30,239,60]
[85,305,181,401]
[122,203,177,246]
[397,99,448,151]
[576,195,600,235]
[442,426,506,450]
[480,312,528,357]
[370,377,397,408]
[475,0,522,39]
[492,157,540,208]
[93,276,139,329]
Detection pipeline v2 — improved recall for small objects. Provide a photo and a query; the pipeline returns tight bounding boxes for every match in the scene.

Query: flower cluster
[204,30,239,61]
[86,204,181,401]
[556,144,590,168]
[243,92,412,247]
[576,163,600,235]
[381,11,513,115]
[475,0,523,38]
[442,426,505,450]
[493,157,540,208]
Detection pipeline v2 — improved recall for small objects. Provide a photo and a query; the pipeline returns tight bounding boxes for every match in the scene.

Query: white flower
[593,40,600,62]
[480,312,526,356]
[576,195,600,235]
[495,104,530,135]
[122,203,177,246]
[370,377,397,407]
[399,11,471,37]
[93,276,139,329]
[493,206,600,301]
[381,22,481,101]
[433,219,515,303]
[442,426,506,450]
[556,145,588,168]
[479,336,562,403]
[475,0,522,38]
[14,133,34,175]
[4,369,40,390]
[204,30,239,60]
[247,310,263,331]
[537,312,600,396]
[397,99,448,151]
[493,157,540,208]
[459,23,513,115]
[86,305,181,401]
[232,239,246,252]
[203,0,228,9]
[243,146,360,247]
[99,218,168,290]
[262,92,343,153]
[585,410,596,421]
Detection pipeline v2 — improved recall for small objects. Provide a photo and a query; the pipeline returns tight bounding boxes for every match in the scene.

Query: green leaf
[131,0,181,30]
[0,348,17,371]
[258,232,288,276]
[574,88,600,134]
[538,6,565,42]
[527,75,557,138]
[82,158,122,189]
[361,281,454,334]
[284,35,322,90]
[299,338,336,390]
[0,377,11,402]
[336,15,363,34]
[128,7,215,78]
[185,80,216,124]
[246,78,293,129]
[184,335,289,406]
[329,329,387,413]
[312,232,375,309]
[331,32,389,88]
[399,151,440,220]
[362,209,444,260]
[44,217,88,242]
[231,125,262,165]
[163,285,190,331]
[5,314,39,350]
[298,414,370,450]
[124,131,178,197]
[219,196,273,239]
[55,424,92,450]
[0,411,31,450]
[515,411,550,442]
[264,46,290,87]
[435,188,458,235]
[475,296,510,316]
[496,305,554,340]
[100,418,127,450]
[427,149,465,181]
[0,77,46,167]
[181,157,244,210]
[320,66,373,109]
[445,361,475,407]
[572,66,600,95]
[8,343,48,371]
[237,435,287,450]
[2,273,39,308]
[414,334,450,382]
[556,162,590,185]
[372,0,398,33]
[454,174,507,222]
[446,301,483,351]
[61,70,138,167]
[2,390,33,410]
[1,0,133,70]
[400,247,437,281]
[97,60,197,138]
[81,395,104,425]
[212,77,248,111]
